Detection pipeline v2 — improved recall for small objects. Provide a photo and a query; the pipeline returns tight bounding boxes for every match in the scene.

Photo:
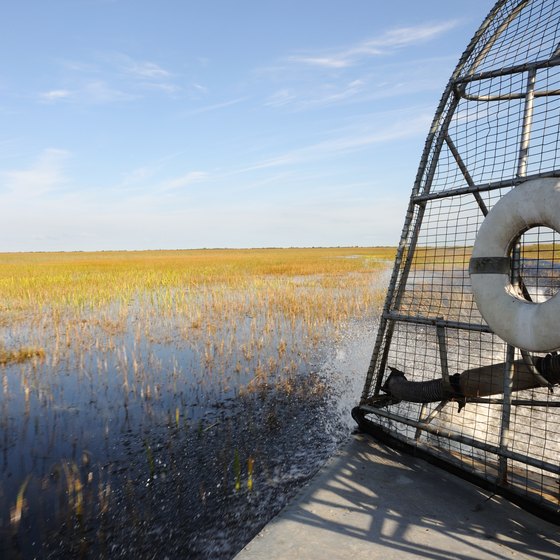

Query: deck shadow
[235,434,560,560]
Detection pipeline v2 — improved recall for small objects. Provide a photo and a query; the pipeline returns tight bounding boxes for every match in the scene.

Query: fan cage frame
[354,0,560,520]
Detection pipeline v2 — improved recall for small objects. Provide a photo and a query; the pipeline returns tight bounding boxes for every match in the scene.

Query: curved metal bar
[462,0,530,80]
[456,58,560,84]
[460,89,560,101]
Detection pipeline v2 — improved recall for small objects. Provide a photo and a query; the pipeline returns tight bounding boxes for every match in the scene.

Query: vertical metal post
[498,344,515,485]
[436,320,452,394]
[517,67,537,178]
[496,65,538,483]
[415,403,428,440]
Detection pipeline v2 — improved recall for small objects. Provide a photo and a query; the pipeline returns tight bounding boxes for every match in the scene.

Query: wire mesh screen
[354,0,560,518]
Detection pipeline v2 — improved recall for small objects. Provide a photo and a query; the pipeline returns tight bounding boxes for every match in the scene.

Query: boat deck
[235,434,560,560]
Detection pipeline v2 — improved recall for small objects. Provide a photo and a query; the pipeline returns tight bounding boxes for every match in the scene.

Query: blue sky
[1,0,496,252]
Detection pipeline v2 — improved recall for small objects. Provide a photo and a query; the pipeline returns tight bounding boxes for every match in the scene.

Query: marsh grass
[0,346,45,365]
[0,247,392,557]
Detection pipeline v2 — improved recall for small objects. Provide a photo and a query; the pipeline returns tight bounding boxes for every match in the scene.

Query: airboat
[353,0,560,520]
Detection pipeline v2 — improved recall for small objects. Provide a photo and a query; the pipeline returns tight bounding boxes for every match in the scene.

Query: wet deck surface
[235,434,560,560]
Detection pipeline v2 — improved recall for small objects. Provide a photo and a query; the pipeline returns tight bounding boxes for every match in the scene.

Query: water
[0,308,378,559]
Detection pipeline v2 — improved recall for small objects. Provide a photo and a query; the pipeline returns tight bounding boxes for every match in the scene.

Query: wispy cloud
[288,20,459,68]
[38,80,135,104]
[111,53,179,94]
[265,89,297,108]
[258,19,458,112]
[119,166,155,188]
[3,148,70,196]
[39,89,73,103]
[38,52,180,105]
[273,78,365,109]
[58,59,99,73]
[263,48,456,111]
[158,171,209,192]
[181,96,249,116]
[83,80,137,102]
[262,54,452,112]
[192,83,208,94]
[141,81,180,94]
[115,150,194,191]
[238,113,431,172]
[122,59,171,80]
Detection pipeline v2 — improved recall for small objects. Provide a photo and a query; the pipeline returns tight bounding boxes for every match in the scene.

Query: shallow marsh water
[0,250,389,559]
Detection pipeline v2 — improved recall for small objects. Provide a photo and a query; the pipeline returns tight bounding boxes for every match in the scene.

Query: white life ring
[469,177,560,352]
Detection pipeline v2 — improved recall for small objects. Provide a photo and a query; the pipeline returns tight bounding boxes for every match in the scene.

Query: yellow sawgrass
[0,247,393,355]
[0,247,393,424]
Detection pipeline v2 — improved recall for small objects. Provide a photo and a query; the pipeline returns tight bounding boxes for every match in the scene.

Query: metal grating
[354,0,560,519]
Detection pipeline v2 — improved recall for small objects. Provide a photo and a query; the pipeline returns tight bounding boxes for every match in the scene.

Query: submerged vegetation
[0,247,392,558]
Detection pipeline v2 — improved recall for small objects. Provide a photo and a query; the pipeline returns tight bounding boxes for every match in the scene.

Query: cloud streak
[288,20,459,68]
[38,52,180,105]
[158,171,210,192]
[238,113,431,172]
[39,89,74,103]
[39,80,136,104]
[3,148,70,196]
[259,19,459,112]
[181,96,249,116]
[122,60,171,80]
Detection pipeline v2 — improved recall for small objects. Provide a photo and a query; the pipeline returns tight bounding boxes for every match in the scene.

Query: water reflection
[0,269,386,559]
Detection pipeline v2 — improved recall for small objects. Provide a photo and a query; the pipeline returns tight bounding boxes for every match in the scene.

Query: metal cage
[353,0,560,520]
